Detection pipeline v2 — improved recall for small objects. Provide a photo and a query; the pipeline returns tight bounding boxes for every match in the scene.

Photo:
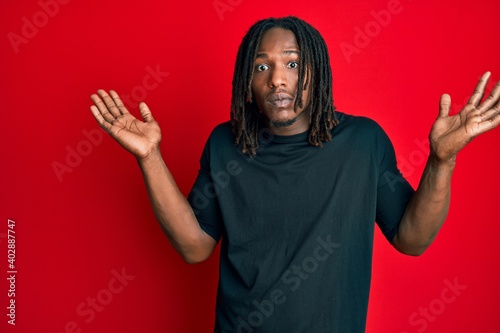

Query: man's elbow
[181,251,212,265]
[395,245,427,256]
[178,235,217,265]
[391,235,430,256]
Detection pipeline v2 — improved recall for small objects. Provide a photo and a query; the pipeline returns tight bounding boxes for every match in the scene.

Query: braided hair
[230,16,338,155]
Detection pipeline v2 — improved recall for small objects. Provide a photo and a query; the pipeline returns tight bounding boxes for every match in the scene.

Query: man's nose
[268,66,287,88]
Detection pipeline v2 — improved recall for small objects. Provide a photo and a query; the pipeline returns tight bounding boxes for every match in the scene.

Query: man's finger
[477,105,500,134]
[139,102,154,122]
[478,80,500,114]
[90,93,115,123]
[109,90,130,115]
[90,105,112,132]
[439,94,452,118]
[468,71,491,106]
[479,107,500,123]
[97,89,121,118]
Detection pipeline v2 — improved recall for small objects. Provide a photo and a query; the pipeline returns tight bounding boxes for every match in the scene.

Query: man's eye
[287,61,299,69]
[256,64,269,72]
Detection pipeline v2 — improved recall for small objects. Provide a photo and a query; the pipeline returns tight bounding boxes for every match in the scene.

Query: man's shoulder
[203,121,238,155]
[336,111,385,134]
[208,121,234,141]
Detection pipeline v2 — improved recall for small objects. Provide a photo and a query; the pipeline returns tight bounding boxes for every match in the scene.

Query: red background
[1,0,499,332]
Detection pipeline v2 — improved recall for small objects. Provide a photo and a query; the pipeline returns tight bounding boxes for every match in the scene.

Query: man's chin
[269,117,297,128]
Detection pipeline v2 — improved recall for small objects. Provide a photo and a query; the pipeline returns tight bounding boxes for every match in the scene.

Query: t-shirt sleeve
[374,126,415,243]
[187,131,224,242]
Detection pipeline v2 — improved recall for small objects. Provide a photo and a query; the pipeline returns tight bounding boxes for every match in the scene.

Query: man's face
[251,27,311,135]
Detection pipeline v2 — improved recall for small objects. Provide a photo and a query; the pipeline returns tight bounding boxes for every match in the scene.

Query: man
[90,16,499,333]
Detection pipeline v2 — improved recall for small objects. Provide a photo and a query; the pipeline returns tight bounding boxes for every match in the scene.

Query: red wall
[1,0,499,332]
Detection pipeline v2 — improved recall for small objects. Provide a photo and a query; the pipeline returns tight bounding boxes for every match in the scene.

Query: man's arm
[391,156,454,256]
[392,72,500,256]
[90,90,217,264]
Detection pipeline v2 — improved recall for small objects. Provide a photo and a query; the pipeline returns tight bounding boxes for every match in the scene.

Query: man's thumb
[139,102,154,122]
[439,94,451,118]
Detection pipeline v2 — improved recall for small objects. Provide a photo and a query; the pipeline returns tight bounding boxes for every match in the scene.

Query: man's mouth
[266,93,294,108]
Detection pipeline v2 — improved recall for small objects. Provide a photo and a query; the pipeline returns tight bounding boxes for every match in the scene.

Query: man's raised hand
[429,71,500,163]
[90,90,162,160]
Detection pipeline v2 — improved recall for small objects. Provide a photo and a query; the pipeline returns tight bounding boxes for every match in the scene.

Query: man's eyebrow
[255,50,300,59]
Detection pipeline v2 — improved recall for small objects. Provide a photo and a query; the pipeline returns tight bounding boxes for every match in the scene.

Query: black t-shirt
[188,112,415,333]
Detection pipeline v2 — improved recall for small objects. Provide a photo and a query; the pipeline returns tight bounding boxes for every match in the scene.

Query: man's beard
[269,117,297,128]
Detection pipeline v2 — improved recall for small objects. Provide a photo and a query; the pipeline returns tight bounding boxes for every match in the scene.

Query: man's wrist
[137,146,163,167]
[429,152,456,170]
[425,153,456,186]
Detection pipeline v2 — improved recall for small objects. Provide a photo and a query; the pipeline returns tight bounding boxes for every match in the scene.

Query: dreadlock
[230,16,339,156]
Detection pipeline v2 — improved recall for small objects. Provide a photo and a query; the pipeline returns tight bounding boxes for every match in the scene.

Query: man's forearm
[137,148,216,263]
[392,155,455,255]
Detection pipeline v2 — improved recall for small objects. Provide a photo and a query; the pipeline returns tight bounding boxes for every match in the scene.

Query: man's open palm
[430,72,500,162]
[90,89,162,160]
